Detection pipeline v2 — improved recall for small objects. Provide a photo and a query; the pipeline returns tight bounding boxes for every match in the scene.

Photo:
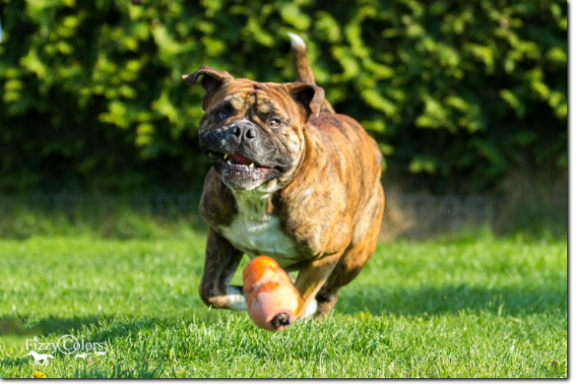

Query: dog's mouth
[225,152,272,173]
[205,151,273,173]
[202,143,290,190]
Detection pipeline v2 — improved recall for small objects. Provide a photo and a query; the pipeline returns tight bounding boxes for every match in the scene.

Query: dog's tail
[288,33,316,85]
[288,33,335,114]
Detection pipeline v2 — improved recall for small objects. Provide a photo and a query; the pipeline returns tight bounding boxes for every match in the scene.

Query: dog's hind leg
[315,184,384,317]
[293,252,343,319]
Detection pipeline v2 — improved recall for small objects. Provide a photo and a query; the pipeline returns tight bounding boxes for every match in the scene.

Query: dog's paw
[314,293,338,318]
[226,286,247,310]
[300,298,318,319]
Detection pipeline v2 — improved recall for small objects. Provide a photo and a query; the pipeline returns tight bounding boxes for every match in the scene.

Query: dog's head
[182,65,324,191]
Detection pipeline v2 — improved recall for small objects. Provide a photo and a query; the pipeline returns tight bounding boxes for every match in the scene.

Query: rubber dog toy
[242,256,302,331]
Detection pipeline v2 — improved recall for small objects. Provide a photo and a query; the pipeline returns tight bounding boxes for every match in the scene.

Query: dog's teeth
[227,160,232,165]
[249,163,254,168]
[224,154,228,159]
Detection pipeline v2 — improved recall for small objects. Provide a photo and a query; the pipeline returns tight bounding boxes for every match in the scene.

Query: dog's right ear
[181,65,233,94]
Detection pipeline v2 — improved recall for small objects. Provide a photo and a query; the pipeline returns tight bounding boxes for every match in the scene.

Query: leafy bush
[0,0,567,193]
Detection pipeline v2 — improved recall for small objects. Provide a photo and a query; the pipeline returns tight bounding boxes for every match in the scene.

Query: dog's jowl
[182,33,385,320]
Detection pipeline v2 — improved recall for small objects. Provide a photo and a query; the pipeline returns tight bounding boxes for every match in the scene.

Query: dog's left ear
[181,65,234,94]
[285,82,325,119]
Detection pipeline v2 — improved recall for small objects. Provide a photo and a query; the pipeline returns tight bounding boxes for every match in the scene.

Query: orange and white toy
[242,256,302,331]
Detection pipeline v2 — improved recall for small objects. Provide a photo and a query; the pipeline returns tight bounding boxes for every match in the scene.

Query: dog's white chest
[218,191,298,266]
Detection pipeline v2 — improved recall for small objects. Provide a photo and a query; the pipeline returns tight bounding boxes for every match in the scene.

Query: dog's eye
[267,119,281,127]
[215,111,228,120]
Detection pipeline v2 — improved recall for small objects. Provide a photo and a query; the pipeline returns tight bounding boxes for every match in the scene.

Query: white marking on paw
[224,292,247,311]
[301,298,318,319]
[288,33,306,49]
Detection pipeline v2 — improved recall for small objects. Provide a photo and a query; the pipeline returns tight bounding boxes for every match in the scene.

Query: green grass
[0,233,567,378]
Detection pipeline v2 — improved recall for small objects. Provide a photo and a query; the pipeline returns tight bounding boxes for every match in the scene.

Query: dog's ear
[285,82,325,119]
[181,65,234,94]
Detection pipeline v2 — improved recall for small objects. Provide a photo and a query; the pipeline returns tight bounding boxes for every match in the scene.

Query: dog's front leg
[294,252,342,319]
[198,228,246,310]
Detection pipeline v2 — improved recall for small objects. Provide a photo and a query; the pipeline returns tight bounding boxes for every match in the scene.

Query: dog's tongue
[228,153,252,165]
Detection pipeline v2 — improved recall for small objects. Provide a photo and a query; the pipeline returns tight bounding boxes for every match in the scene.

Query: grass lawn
[0,234,567,378]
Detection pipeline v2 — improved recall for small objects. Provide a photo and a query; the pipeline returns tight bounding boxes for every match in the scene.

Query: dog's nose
[231,121,257,142]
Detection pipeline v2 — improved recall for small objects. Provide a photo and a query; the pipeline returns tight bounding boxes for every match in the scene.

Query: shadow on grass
[34,316,108,337]
[338,284,567,317]
[3,315,164,344]
[0,315,111,340]
[4,284,566,345]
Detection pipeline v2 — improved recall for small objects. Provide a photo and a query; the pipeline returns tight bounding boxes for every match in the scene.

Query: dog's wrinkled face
[183,66,324,191]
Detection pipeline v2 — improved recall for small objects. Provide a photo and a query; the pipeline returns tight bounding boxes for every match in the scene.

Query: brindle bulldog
[182,34,384,324]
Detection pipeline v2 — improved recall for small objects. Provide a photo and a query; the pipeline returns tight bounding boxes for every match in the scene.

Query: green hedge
[0,0,567,193]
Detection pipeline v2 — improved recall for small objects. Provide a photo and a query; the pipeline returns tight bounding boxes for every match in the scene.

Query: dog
[182,33,384,326]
